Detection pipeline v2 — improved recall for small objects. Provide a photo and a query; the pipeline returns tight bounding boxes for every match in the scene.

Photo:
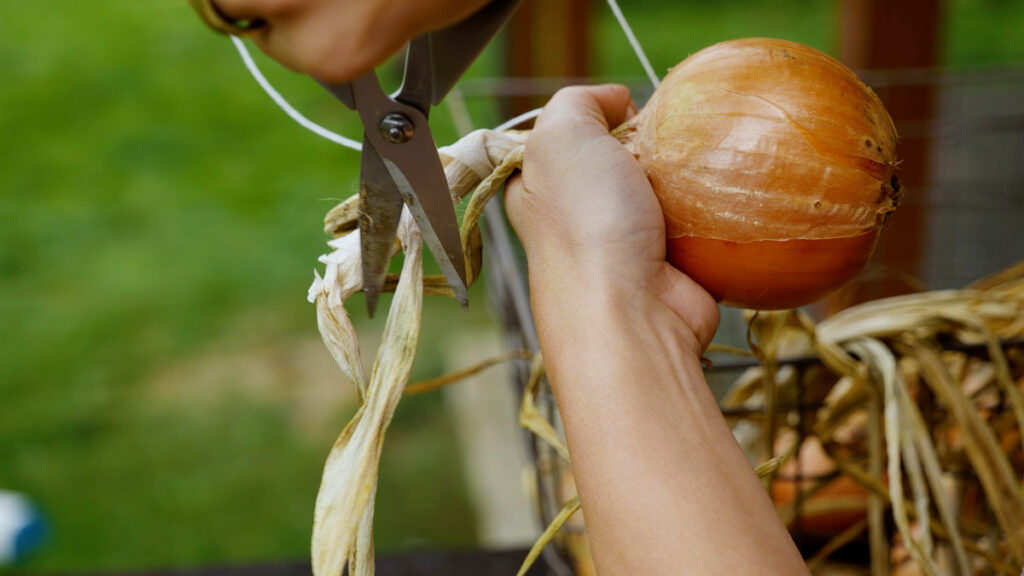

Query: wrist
[527,259,709,369]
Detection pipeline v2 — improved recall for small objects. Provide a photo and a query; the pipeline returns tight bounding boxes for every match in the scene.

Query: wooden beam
[829,0,942,310]
[504,0,592,117]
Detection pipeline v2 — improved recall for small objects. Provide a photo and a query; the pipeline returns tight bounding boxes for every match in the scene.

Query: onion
[618,38,901,309]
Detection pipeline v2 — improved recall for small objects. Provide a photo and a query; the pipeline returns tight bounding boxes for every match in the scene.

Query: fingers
[525,85,639,182]
[507,83,653,271]
[507,85,720,352]
[205,0,495,83]
[209,0,389,81]
[212,0,289,20]
[510,84,643,226]
[253,7,389,82]
[503,173,526,231]
[535,84,637,133]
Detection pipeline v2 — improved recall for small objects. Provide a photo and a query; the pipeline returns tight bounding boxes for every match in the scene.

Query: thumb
[653,264,721,353]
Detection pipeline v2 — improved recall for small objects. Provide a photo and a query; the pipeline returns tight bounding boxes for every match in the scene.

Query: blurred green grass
[0,1,489,571]
[1,0,1022,572]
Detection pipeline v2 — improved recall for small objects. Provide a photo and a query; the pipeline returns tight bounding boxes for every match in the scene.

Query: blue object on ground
[0,490,46,563]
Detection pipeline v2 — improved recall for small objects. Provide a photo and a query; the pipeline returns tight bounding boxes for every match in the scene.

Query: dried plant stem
[906,340,1024,561]
[833,447,1017,574]
[802,266,1024,572]
[309,128,530,576]
[849,338,940,575]
[310,215,424,576]
[348,496,374,576]
[706,343,755,358]
[746,312,788,479]
[981,330,1024,457]
[382,273,458,297]
[864,376,889,576]
[896,379,935,559]
[816,375,868,443]
[755,454,785,479]
[460,146,524,246]
[898,415,936,561]
[519,354,570,463]
[404,349,534,395]
[904,384,972,576]
[515,496,581,576]
[805,518,868,571]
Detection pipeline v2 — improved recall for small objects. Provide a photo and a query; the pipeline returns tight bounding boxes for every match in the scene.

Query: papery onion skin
[668,232,879,310]
[619,38,901,310]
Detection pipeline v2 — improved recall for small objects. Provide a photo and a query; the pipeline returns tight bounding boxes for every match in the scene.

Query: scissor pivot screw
[379,113,415,144]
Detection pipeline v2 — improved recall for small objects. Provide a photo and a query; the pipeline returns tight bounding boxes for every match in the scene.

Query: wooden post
[829,0,942,310]
[504,0,592,117]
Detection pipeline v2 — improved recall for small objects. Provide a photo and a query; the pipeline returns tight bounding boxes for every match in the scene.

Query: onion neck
[611,112,642,156]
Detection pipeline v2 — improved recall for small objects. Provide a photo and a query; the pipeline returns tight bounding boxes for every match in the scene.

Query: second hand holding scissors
[319,0,521,316]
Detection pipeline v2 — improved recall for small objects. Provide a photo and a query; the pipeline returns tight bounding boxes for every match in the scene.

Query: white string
[604,0,660,89]
[230,0,656,148]
[494,107,542,132]
[230,36,363,151]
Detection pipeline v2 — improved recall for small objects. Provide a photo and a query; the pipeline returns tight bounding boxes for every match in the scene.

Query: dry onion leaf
[311,211,424,576]
[515,495,581,576]
[404,349,533,395]
[307,128,528,576]
[519,353,570,463]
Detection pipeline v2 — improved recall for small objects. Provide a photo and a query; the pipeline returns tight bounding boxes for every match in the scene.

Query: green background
[1,0,1022,572]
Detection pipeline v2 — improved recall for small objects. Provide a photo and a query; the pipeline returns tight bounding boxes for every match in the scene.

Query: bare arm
[505,85,810,575]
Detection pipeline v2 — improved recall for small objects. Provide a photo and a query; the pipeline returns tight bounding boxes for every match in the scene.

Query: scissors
[318,0,522,316]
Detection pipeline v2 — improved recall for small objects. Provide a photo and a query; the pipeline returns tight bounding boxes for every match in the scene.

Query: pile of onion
[617,38,901,310]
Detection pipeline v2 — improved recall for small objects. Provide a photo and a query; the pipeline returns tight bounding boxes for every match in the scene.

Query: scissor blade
[396,36,433,115]
[317,80,355,109]
[427,0,522,104]
[379,151,468,308]
[348,72,469,308]
[359,140,404,317]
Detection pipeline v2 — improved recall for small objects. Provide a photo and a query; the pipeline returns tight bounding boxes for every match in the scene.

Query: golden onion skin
[620,38,901,309]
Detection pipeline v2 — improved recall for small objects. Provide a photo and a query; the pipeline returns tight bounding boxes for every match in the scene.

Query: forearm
[530,267,809,575]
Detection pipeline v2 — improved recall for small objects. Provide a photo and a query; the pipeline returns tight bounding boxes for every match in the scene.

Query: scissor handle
[319,34,433,113]
[318,0,522,111]
[426,0,524,105]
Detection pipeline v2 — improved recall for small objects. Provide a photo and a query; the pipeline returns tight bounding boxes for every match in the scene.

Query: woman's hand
[504,85,809,575]
[505,84,719,358]
[203,0,490,82]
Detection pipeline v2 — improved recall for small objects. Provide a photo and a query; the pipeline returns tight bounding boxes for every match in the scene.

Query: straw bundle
[720,263,1024,575]
[538,265,1024,576]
